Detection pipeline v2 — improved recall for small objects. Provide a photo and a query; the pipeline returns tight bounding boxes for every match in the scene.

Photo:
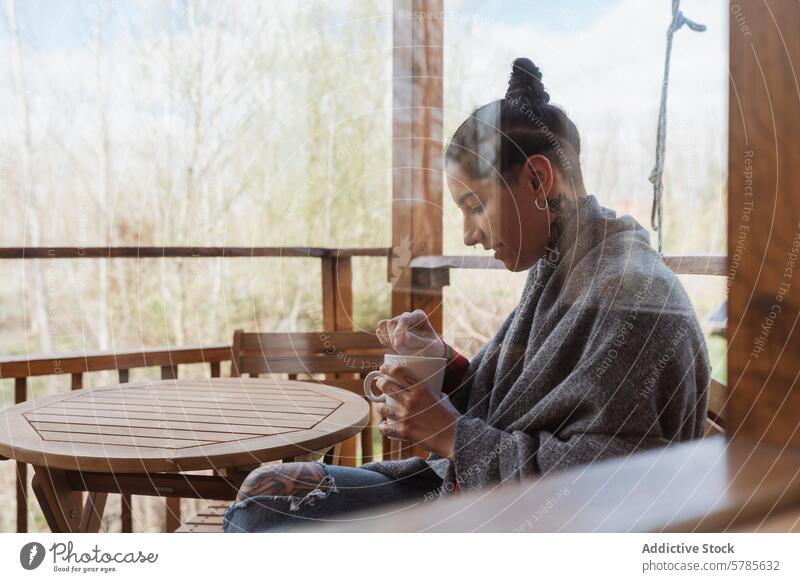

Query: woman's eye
[470,205,484,215]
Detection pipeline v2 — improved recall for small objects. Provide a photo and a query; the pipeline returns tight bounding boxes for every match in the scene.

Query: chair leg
[80,492,108,533]
[31,468,83,533]
[120,493,133,532]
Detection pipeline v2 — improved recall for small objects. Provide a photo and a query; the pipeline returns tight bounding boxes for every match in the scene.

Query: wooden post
[391,0,444,459]
[230,330,243,377]
[727,0,800,447]
[15,377,27,532]
[321,256,354,332]
[321,255,359,466]
[160,364,178,380]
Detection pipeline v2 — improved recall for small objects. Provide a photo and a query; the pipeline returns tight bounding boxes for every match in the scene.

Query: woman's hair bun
[505,57,550,105]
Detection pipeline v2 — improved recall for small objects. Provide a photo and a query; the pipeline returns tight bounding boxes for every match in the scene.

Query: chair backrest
[231,329,728,435]
[230,329,390,394]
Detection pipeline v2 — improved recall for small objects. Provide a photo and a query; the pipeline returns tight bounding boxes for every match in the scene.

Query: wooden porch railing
[1,246,727,532]
[409,253,727,287]
[0,246,392,532]
[0,345,233,533]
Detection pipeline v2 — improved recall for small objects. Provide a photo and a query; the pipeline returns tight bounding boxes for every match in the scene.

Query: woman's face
[446,157,554,272]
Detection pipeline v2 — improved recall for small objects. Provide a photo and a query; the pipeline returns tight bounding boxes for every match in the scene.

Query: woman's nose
[463,228,482,248]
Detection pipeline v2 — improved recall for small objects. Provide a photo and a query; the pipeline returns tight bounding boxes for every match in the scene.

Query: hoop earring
[535,196,548,211]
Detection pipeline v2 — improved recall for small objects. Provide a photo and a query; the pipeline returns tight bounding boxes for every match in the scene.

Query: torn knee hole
[235,462,338,510]
[288,474,338,511]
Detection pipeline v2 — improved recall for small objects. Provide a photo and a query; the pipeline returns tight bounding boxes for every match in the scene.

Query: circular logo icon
[20,542,46,570]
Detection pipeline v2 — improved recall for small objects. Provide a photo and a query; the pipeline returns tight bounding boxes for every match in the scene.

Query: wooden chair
[230,329,388,464]
[177,329,389,533]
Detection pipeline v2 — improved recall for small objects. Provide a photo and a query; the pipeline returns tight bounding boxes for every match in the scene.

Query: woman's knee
[224,462,338,532]
[236,461,330,502]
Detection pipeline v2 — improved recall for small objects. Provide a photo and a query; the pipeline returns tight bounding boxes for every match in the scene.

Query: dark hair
[445,57,584,188]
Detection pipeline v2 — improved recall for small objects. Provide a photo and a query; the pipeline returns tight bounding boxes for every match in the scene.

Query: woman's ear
[523,155,554,197]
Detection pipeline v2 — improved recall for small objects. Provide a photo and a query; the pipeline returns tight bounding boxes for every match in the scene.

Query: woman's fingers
[375,371,408,397]
[377,403,398,420]
[391,310,426,349]
[376,310,433,352]
[379,363,415,382]
[377,365,419,402]
[408,309,429,327]
[375,319,391,347]
[389,317,408,350]
[379,420,402,440]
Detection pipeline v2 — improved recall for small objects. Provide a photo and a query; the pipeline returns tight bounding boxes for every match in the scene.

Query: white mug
[363,354,447,433]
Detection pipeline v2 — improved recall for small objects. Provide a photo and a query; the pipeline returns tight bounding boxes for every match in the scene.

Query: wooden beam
[321,256,359,466]
[661,254,726,276]
[391,0,444,330]
[727,0,800,447]
[0,344,232,379]
[406,254,727,289]
[66,471,243,501]
[0,246,393,259]
[392,0,444,461]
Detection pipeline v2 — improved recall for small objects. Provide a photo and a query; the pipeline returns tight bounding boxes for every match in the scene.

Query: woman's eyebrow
[457,191,477,207]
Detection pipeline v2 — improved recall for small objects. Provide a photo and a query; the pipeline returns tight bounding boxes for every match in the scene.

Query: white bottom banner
[1,533,798,580]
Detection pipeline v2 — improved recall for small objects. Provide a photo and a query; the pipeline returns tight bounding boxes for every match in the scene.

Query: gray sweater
[361,194,710,494]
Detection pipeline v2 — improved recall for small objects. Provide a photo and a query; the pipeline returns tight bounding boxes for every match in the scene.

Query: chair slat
[240,331,383,353]
[238,354,382,375]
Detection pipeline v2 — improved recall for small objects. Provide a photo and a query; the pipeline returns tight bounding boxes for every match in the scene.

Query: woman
[223,58,710,532]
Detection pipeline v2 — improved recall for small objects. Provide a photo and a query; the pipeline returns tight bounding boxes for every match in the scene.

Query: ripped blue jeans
[222,462,440,532]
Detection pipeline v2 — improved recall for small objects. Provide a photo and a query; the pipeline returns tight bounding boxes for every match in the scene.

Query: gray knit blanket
[361,194,710,494]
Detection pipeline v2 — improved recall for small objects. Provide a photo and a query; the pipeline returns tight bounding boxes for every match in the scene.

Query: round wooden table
[0,378,369,532]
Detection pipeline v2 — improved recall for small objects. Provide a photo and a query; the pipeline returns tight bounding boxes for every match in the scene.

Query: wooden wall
[727,0,800,446]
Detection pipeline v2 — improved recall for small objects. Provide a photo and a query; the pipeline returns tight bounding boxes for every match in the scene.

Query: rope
[649,0,706,253]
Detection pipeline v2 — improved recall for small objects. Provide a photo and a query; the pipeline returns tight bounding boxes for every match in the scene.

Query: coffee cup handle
[363,370,387,403]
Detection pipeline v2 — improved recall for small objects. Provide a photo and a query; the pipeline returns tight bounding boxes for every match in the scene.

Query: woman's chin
[500,255,533,272]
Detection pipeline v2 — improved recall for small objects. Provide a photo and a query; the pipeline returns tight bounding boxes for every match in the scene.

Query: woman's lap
[222,462,436,532]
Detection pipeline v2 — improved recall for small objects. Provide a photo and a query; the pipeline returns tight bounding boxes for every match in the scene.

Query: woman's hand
[376,309,448,358]
[374,363,461,458]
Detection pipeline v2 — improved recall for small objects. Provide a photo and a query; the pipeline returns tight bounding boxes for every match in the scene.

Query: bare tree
[6,0,53,353]
[93,0,112,350]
